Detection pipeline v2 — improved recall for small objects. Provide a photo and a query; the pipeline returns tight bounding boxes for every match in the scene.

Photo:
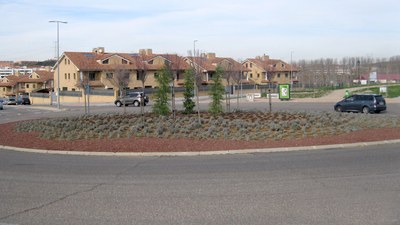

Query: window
[68,73,70,79]
[250,63,253,68]
[26,84,29,88]
[124,73,130,79]
[103,59,109,64]
[64,59,67,65]
[257,73,260,78]
[122,59,128,64]
[277,73,281,78]
[250,73,253,78]
[68,59,70,64]
[65,73,67,79]
[285,73,289,78]
[106,73,113,79]
[89,72,96,81]
[62,87,68,91]
[74,73,76,80]
[72,88,75,91]
[33,84,36,88]
[154,73,159,79]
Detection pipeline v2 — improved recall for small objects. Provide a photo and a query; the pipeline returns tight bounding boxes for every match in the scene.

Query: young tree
[106,66,131,114]
[75,72,90,114]
[208,65,225,115]
[182,68,195,114]
[152,65,171,116]
[188,50,207,123]
[136,53,149,122]
[231,59,245,111]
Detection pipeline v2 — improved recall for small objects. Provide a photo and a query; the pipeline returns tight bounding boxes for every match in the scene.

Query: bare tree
[187,50,207,123]
[106,65,131,114]
[164,54,185,119]
[221,59,239,113]
[136,52,149,123]
[75,72,90,114]
[231,59,245,111]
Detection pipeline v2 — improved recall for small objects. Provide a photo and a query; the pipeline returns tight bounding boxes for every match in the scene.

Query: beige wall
[0,86,12,97]
[31,96,51,105]
[57,55,80,91]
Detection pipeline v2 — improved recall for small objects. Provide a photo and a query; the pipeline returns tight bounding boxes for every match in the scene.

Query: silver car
[114,92,149,107]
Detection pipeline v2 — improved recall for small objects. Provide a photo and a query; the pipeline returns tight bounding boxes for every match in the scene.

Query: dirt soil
[1,121,400,152]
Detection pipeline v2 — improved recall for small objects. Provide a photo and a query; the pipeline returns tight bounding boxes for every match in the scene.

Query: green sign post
[278,84,291,100]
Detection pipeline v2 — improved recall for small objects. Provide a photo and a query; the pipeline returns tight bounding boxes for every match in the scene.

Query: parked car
[334,94,387,114]
[6,97,17,105]
[0,101,3,110]
[18,97,31,105]
[114,92,149,107]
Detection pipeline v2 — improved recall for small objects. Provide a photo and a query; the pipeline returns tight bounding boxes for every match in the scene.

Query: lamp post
[290,51,293,86]
[49,20,67,109]
[357,59,361,85]
[193,39,198,98]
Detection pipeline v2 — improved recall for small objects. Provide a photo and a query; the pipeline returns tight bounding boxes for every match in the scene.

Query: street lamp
[357,59,361,85]
[290,51,293,86]
[193,39,198,97]
[49,20,67,109]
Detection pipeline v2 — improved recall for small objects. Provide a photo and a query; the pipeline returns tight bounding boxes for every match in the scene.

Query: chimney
[92,47,105,54]
[262,54,269,61]
[207,53,216,59]
[139,49,153,56]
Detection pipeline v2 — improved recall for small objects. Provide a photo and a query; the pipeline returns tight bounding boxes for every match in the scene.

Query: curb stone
[1,139,400,157]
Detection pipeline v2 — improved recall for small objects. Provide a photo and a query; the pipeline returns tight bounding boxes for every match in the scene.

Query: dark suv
[114,92,149,107]
[334,94,386,114]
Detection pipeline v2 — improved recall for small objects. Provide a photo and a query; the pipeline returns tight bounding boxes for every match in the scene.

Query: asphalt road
[1,99,400,124]
[1,145,400,225]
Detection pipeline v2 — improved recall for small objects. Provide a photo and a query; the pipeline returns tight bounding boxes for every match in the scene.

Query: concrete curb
[2,139,400,157]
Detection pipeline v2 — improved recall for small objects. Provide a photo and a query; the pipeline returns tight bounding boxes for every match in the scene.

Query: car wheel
[133,101,140,107]
[362,106,370,114]
[115,101,122,107]
[335,106,343,112]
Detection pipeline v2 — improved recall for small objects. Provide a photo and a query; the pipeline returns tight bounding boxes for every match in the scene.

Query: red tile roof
[62,51,189,72]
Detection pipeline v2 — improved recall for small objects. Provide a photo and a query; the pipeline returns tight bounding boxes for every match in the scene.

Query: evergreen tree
[183,68,196,114]
[152,65,171,116]
[209,65,225,115]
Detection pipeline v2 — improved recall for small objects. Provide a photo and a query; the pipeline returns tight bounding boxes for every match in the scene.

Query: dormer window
[282,63,285,68]
[103,59,109,64]
[122,59,128,64]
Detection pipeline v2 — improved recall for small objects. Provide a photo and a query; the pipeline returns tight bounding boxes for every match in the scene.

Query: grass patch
[351,85,400,98]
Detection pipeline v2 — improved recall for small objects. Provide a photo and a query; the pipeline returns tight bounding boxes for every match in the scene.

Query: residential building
[183,53,248,86]
[54,47,190,95]
[243,54,298,85]
[0,70,53,98]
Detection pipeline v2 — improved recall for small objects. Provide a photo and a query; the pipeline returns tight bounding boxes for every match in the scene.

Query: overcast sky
[1,0,399,62]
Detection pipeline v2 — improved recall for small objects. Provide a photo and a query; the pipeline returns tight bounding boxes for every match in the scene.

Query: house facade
[0,70,53,98]
[54,48,190,95]
[242,55,298,85]
[183,53,247,86]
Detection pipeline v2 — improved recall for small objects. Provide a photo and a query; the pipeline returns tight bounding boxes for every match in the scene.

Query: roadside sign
[278,84,291,100]
[379,86,387,93]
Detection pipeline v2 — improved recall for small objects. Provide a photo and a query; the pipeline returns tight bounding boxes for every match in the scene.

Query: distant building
[242,54,298,85]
